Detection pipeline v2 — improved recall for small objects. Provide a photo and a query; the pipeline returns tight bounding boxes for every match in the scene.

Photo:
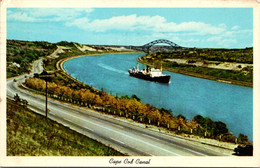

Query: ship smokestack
[146,66,149,73]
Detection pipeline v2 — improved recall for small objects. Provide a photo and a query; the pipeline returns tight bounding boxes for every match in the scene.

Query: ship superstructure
[128,64,171,83]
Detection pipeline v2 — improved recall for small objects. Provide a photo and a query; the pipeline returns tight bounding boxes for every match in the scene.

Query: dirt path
[47,46,71,59]
[166,58,253,71]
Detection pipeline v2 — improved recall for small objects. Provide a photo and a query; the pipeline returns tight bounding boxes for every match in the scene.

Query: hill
[7,98,124,156]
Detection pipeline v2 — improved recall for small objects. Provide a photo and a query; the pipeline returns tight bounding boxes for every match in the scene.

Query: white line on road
[84,127,94,132]
[143,134,159,141]
[52,113,94,132]
[143,133,207,156]
[63,118,73,123]
[8,78,205,156]
[111,123,124,129]
[110,138,125,145]
[12,92,204,156]
[62,112,180,156]
[183,148,207,156]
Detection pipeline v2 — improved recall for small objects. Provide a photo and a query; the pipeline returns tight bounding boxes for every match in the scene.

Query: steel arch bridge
[142,39,183,53]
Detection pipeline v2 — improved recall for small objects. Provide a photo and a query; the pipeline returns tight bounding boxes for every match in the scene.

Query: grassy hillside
[7,98,124,156]
[27,41,249,144]
[140,48,253,87]
[152,48,253,63]
[7,40,56,78]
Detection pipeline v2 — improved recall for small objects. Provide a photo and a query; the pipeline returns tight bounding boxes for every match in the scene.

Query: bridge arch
[142,39,182,53]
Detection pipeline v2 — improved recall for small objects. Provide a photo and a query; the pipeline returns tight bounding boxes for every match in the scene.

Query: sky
[6,8,253,48]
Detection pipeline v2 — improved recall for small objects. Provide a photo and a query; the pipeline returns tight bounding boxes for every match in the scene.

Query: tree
[130,94,141,102]
[238,134,248,144]
[14,93,21,103]
[193,115,205,125]
[177,114,186,120]
[21,99,28,107]
[213,121,228,136]
[147,108,161,123]
[222,132,236,143]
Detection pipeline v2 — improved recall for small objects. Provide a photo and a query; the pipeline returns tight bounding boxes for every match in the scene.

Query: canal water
[64,53,253,140]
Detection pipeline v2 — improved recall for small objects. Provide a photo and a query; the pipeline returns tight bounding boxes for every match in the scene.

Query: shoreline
[56,51,139,89]
[57,51,139,71]
[53,53,241,150]
[59,52,252,88]
[137,57,253,88]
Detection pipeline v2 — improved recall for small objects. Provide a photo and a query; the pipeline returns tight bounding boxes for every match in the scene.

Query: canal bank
[61,52,252,141]
[53,53,241,150]
[137,57,253,88]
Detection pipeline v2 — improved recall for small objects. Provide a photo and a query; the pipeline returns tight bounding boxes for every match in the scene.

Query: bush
[193,115,229,138]
[222,133,236,143]
[7,40,56,77]
[238,134,249,144]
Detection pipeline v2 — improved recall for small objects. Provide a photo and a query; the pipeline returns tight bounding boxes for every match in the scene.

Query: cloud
[206,36,237,47]
[7,8,94,22]
[231,25,240,30]
[7,9,228,36]
[66,14,167,32]
[160,22,226,35]
[7,9,252,48]
[66,14,227,36]
[7,10,36,22]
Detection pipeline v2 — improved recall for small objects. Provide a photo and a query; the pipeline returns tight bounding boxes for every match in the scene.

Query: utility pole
[37,71,55,118]
[45,80,48,118]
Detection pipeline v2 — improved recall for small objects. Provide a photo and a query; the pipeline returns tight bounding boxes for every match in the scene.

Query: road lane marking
[63,118,73,123]
[143,152,154,156]
[143,134,207,156]
[182,148,207,156]
[14,81,198,157]
[11,82,200,156]
[143,134,159,140]
[62,112,180,156]
[10,72,216,156]
[63,117,94,132]
[111,123,124,129]
[110,138,125,145]
[84,127,94,132]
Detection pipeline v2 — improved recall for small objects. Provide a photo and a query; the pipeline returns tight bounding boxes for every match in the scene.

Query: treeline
[24,77,249,144]
[7,40,57,78]
[25,78,185,129]
[154,47,253,63]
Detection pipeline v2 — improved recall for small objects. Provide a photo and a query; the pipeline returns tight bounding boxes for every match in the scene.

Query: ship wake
[97,63,128,75]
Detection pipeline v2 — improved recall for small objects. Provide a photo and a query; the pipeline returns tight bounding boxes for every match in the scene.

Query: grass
[7,99,124,156]
[140,48,253,87]
[7,40,56,78]
[140,56,253,87]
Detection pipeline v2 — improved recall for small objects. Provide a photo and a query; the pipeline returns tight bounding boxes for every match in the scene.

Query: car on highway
[234,144,253,156]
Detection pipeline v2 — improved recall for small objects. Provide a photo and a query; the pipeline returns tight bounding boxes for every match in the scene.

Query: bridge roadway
[6,58,234,156]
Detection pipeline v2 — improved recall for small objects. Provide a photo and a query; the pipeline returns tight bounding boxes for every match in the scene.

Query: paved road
[6,59,234,156]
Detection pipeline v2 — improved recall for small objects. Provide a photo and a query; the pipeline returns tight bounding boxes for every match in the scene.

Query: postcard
[0,0,259,167]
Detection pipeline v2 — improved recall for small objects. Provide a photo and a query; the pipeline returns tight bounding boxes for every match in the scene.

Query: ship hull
[129,71,171,83]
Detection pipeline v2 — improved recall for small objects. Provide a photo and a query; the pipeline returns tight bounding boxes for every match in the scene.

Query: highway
[6,58,234,156]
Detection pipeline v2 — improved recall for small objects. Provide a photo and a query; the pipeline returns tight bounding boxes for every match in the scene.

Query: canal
[63,52,253,141]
